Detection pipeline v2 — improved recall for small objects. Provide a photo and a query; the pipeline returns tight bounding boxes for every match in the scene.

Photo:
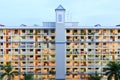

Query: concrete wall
[56,23,66,80]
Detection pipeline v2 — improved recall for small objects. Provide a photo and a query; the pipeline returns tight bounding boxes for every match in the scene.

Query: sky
[0,0,120,26]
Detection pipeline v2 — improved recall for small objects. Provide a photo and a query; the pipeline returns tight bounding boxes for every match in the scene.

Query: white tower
[55,5,66,80]
[55,5,65,23]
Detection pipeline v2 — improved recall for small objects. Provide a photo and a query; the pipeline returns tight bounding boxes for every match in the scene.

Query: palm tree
[0,62,19,80]
[88,71,102,80]
[103,61,120,80]
[23,73,33,80]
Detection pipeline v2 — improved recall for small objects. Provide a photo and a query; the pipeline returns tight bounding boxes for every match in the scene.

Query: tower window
[58,14,62,22]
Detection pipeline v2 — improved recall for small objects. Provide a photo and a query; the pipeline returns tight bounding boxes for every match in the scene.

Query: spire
[55,5,66,11]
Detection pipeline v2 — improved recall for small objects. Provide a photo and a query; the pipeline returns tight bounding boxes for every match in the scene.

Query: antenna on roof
[66,11,70,22]
[66,11,72,22]
[70,13,72,22]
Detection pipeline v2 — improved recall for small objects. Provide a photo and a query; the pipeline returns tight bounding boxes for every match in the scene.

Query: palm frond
[0,73,7,79]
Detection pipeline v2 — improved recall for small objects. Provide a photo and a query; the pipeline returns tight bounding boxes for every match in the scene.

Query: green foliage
[0,62,19,80]
[24,73,34,80]
[103,61,120,80]
[88,71,102,80]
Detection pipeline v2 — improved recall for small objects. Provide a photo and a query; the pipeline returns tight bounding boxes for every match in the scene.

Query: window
[88,43,91,45]
[96,30,99,33]
[58,14,62,22]
[88,36,91,39]
[15,62,18,64]
[118,30,120,33]
[88,30,91,33]
[30,30,33,33]
[15,49,18,52]
[67,30,70,33]
[22,30,25,33]
[22,49,26,52]
[51,36,55,39]
[37,49,41,51]
[81,49,84,51]
[81,36,84,39]
[30,49,33,51]
[51,29,55,33]
[118,36,120,39]
[0,49,3,51]
[96,36,99,39]
[88,49,91,51]
[96,43,99,45]
[0,36,3,39]
[44,30,48,33]
[103,43,106,45]
[74,30,77,33]
[30,36,33,38]
[30,55,33,57]
[81,43,84,45]
[67,55,70,57]
[0,43,3,45]
[67,61,70,63]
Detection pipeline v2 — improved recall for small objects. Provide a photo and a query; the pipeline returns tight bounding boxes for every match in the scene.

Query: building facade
[0,5,120,80]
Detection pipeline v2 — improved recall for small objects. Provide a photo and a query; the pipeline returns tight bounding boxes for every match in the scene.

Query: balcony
[36,70,41,74]
[87,57,94,60]
[20,56,26,60]
[36,57,42,60]
[49,62,55,67]
[12,57,19,60]
[0,52,3,54]
[73,62,79,66]
[26,39,35,42]
[66,70,72,74]
[27,51,34,54]
[21,39,27,42]
[27,45,34,48]
[0,39,4,42]
[73,51,79,54]
[21,52,27,54]
[12,64,19,67]
[20,64,26,67]
[41,69,49,74]
[19,45,26,48]
[73,56,79,60]
[27,64,34,67]
[66,74,73,79]
[66,62,72,67]
[49,45,55,49]
[27,69,34,74]
[36,63,43,67]
[0,32,3,35]
[66,51,72,54]
[27,57,34,60]
[0,57,3,60]
[37,51,42,54]
[66,57,72,61]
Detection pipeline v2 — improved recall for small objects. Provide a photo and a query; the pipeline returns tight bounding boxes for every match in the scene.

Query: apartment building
[0,5,120,80]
